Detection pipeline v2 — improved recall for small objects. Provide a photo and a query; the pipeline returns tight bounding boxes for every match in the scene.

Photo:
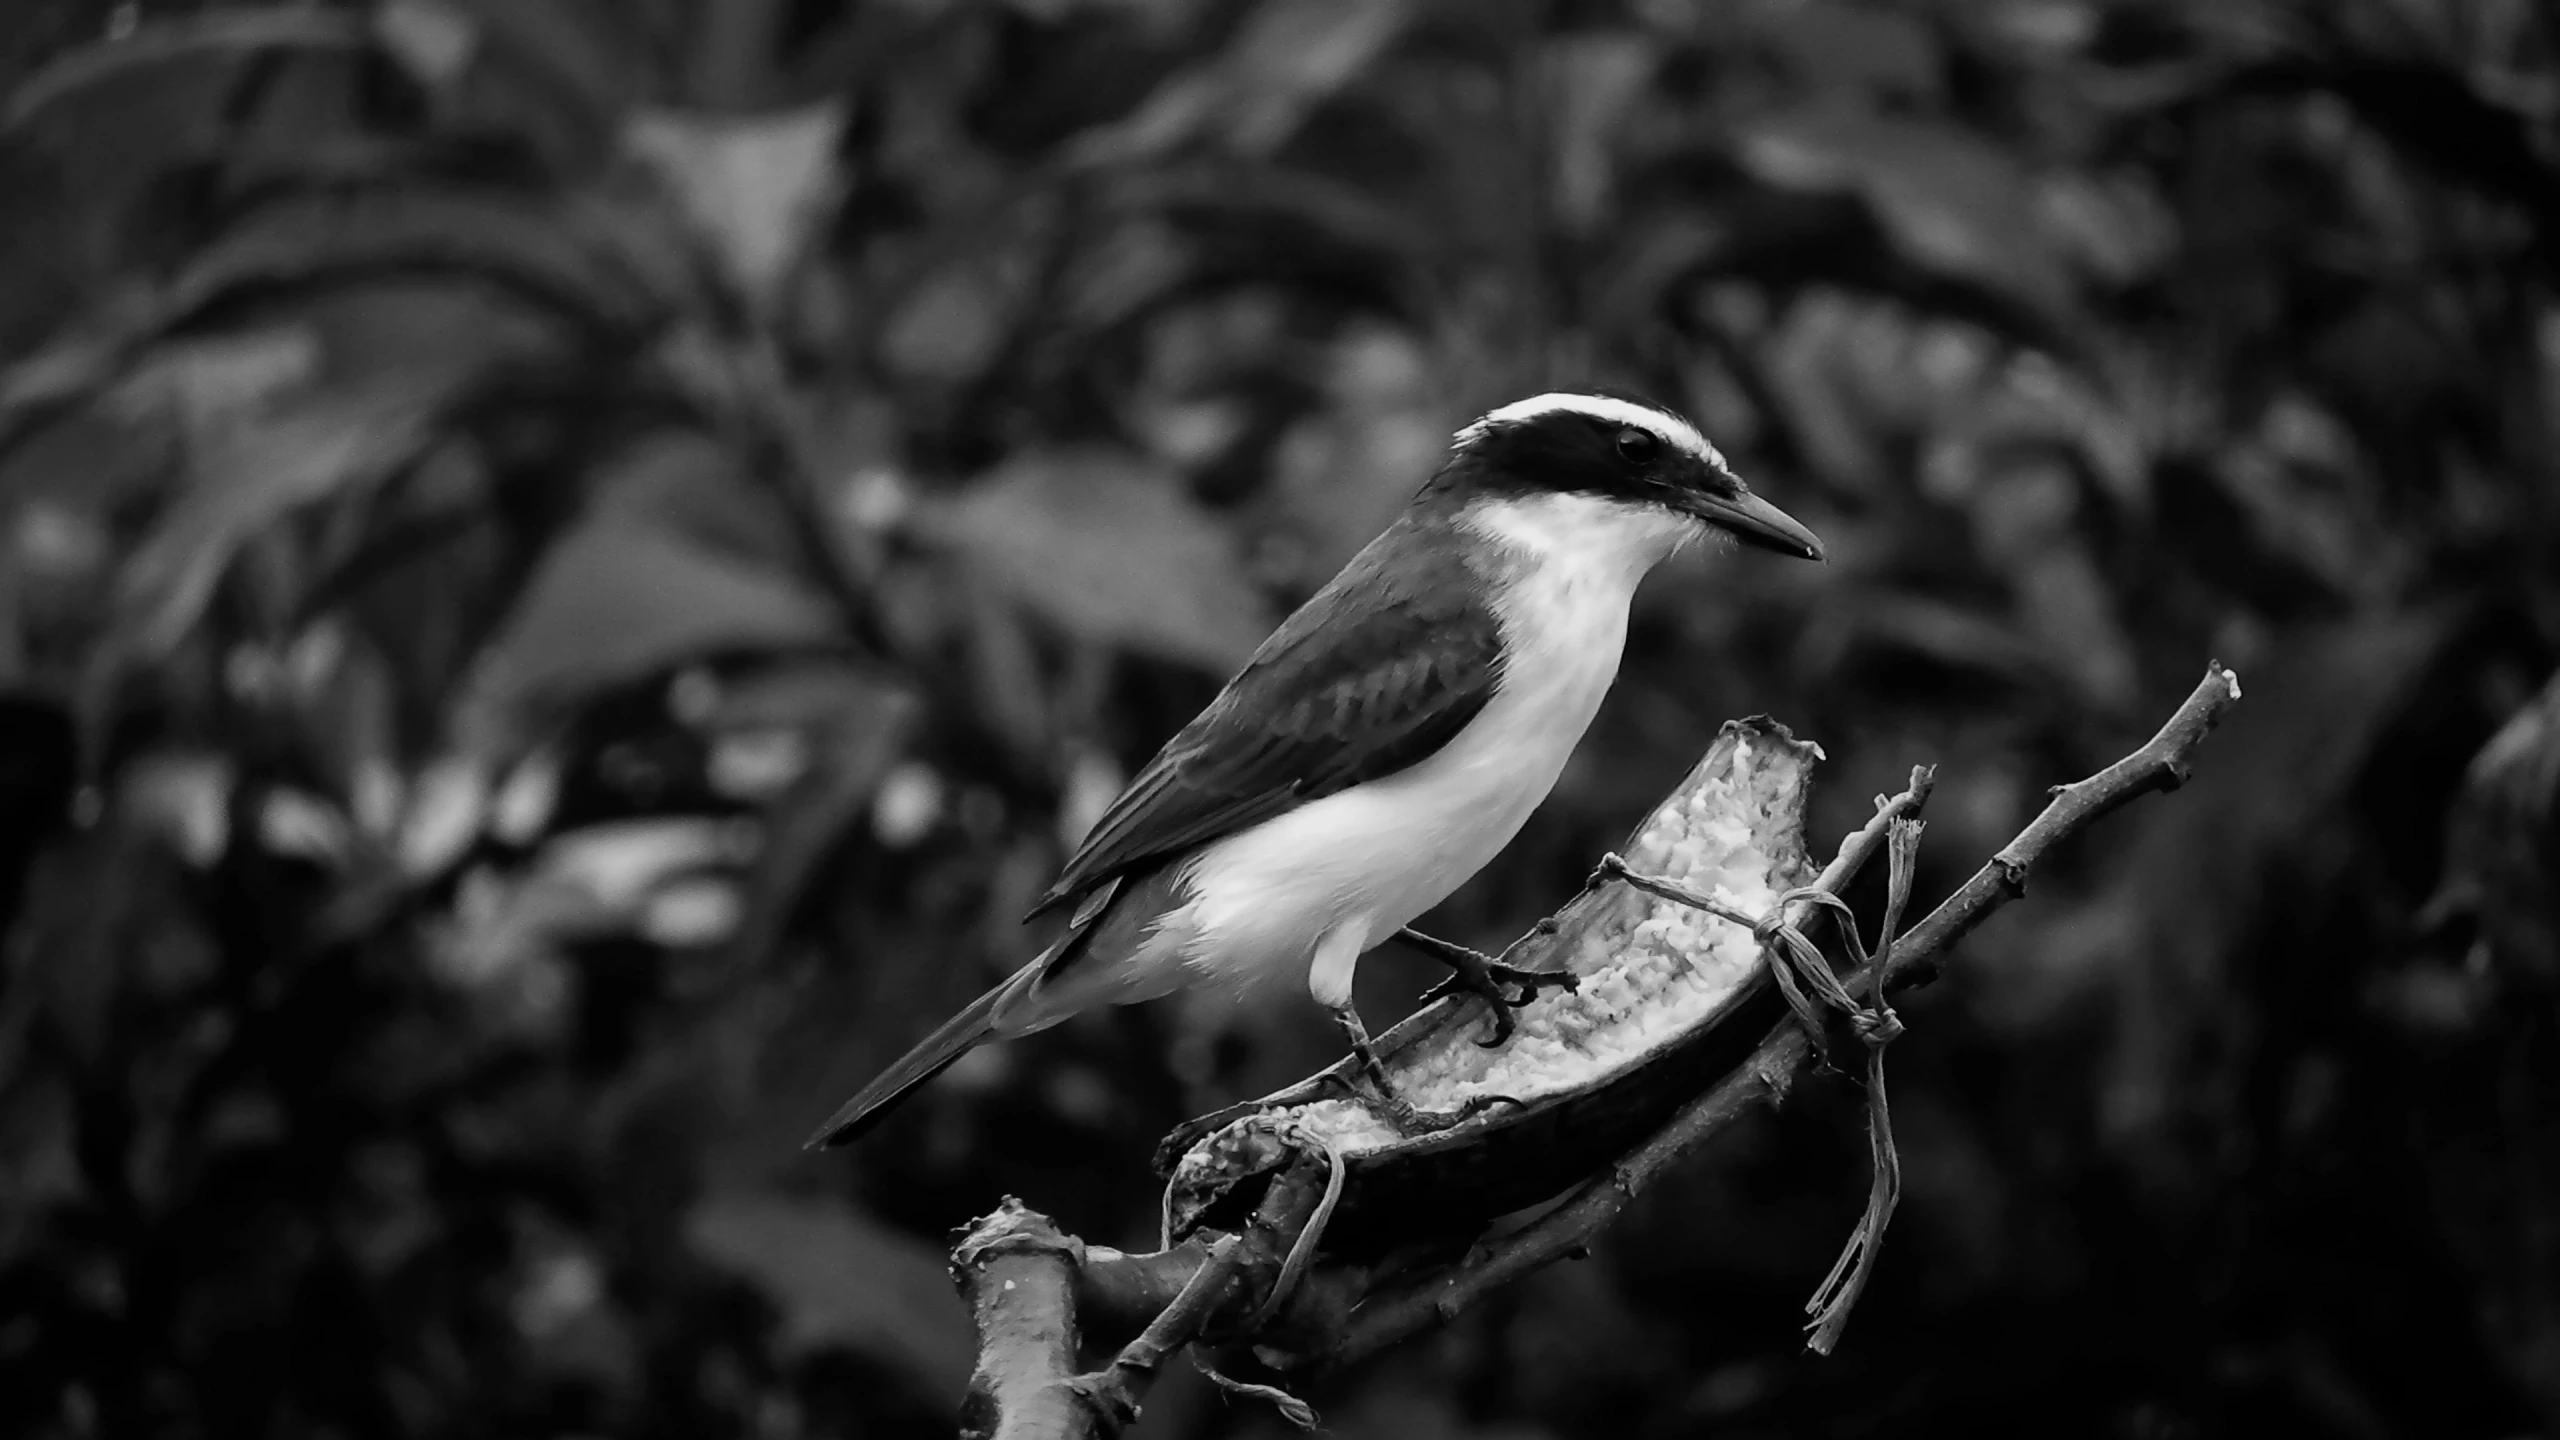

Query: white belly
[1151,491,1695,1001]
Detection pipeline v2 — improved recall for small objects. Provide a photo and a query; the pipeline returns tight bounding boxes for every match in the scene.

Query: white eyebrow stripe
[1452,392,1724,469]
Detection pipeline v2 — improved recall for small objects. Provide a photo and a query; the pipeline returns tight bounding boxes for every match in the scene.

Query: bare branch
[1315,662,2240,1367]
[1074,1241,1214,1345]
[1067,1236,1249,1433]
[952,1200,1093,1440]
[955,1159,1332,1440]
[942,663,2245,1421]
[1884,661,2242,993]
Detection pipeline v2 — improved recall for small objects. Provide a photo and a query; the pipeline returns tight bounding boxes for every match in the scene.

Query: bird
[807,389,1824,1148]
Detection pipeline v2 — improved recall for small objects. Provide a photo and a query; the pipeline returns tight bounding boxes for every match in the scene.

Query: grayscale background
[0,2,2554,1436]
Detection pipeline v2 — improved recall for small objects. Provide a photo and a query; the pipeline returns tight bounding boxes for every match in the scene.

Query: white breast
[1160,491,1699,999]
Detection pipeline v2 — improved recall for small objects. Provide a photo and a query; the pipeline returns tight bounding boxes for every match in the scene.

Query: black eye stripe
[1615,427,1660,462]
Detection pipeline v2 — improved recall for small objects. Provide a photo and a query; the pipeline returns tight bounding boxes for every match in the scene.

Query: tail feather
[807,875,1139,1150]
[803,960,1043,1149]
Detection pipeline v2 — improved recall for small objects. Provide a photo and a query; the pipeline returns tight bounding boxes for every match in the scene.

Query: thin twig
[1799,816,1922,1354]
[1883,662,2241,994]
[1060,1157,1333,1437]
[1592,853,1765,931]
[1067,1236,1248,1433]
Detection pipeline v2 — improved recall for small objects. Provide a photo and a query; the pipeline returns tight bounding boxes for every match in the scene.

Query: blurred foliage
[0,0,2556,1437]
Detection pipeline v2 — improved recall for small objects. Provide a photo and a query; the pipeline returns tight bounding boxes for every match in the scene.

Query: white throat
[1458,489,1702,592]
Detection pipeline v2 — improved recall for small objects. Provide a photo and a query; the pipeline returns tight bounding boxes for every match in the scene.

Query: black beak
[1683,486,1826,561]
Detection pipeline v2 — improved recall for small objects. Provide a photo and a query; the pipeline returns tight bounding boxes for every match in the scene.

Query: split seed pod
[1163,718,1822,1257]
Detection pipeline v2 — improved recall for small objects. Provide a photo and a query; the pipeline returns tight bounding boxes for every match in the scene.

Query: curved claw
[1422,960,1578,1047]
[1364,1087,1525,1136]
[1420,974,1517,1046]
[1506,966,1581,999]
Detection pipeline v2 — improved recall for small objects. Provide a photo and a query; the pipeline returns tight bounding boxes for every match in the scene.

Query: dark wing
[1032,520,1503,915]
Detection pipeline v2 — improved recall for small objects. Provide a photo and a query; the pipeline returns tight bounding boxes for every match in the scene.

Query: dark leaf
[915,448,1272,674]
[1735,105,2077,321]
[1067,0,1416,166]
[451,512,840,761]
[686,1190,974,1389]
[703,665,918,975]
[115,377,451,658]
[160,185,676,341]
[437,0,654,124]
[3,6,374,134]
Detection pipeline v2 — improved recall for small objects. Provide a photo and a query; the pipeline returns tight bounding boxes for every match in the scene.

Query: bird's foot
[1330,1005,1399,1097]
[1309,1069,1524,1137]
[1367,1086,1524,1136]
[1324,1006,1523,1134]
[1402,929,1579,1048]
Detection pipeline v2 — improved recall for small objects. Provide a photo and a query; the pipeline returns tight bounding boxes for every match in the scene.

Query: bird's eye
[1615,428,1659,464]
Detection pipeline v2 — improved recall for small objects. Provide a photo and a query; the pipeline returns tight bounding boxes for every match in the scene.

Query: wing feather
[1032,519,1502,914]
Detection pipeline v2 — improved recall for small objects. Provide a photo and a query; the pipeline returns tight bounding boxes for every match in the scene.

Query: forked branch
[943,662,2244,1435]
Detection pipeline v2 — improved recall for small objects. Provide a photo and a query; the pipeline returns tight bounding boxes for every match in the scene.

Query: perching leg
[1309,919,1522,1135]
[1306,918,1393,1091]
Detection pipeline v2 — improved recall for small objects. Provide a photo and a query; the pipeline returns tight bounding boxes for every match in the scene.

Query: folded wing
[1033,521,1505,915]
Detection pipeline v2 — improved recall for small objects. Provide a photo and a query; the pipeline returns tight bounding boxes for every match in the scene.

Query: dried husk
[1162,718,1820,1256]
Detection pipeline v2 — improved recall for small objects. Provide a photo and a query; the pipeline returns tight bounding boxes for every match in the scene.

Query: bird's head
[1435,390,1825,564]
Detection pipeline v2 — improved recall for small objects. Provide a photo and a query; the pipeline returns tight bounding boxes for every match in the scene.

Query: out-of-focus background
[1,1,2556,1436]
